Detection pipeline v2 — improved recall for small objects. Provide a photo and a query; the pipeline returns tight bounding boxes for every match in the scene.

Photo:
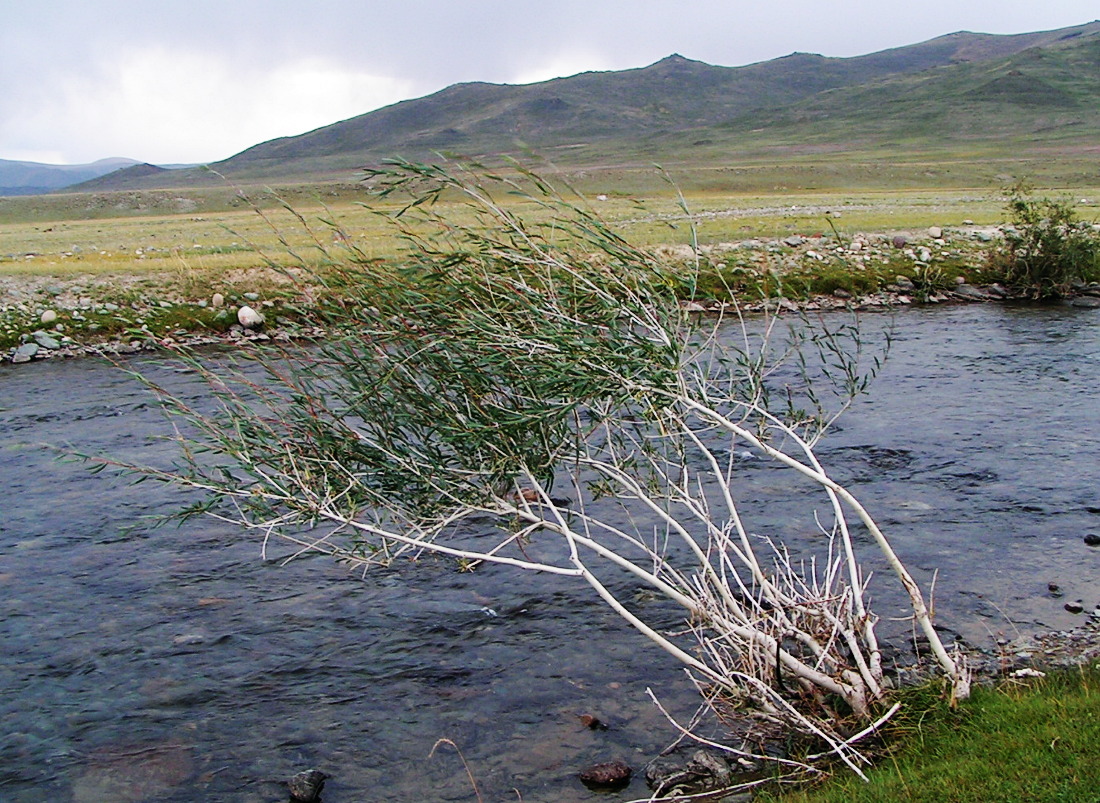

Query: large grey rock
[33,331,61,349]
[11,343,39,363]
[953,284,989,300]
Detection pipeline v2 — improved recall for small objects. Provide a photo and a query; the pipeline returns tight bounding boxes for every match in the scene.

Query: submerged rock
[646,748,737,795]
[288,769,328,802]
[578,760,631,790]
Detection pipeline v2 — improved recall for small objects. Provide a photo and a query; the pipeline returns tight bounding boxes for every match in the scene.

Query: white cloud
[0,150,71,166]
[2,1,1098,164]
[506,53,618,86]
[3,48,417,164]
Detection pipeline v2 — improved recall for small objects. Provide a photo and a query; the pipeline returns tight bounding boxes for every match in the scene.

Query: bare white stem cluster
[121,161,972,782]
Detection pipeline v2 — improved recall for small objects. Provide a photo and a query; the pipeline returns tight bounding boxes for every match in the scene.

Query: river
[1,303,1098,802]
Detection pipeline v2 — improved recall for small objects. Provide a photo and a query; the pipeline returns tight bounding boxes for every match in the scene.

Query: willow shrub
[106,159,970,786]
[988,183,1100,298]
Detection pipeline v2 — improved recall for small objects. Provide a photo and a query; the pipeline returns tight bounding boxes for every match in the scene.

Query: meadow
[5,170,1097,354]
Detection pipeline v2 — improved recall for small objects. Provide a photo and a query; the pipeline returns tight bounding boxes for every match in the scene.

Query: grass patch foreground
[765,666,1100,803]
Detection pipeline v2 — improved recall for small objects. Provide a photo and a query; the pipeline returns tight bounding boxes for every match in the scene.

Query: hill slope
[73,20,1100,190]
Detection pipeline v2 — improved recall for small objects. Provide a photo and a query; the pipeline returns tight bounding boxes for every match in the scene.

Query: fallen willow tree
[114,160,969,783]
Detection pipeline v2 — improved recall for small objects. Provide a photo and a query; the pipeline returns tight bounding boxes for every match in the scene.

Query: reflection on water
[2,304,1099,801]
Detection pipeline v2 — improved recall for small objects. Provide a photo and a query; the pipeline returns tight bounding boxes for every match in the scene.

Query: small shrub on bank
[987,184,1100,298]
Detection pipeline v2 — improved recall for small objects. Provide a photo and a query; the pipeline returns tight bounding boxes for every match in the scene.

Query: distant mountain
[69,162,172,191]
[0,157,140,195]
[70,20,1100,191]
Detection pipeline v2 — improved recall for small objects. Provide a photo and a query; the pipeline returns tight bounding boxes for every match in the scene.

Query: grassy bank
[3,179,1098,358]
[763,667,1100,803]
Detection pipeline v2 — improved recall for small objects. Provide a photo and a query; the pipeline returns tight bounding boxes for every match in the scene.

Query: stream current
[1,303,1099,801]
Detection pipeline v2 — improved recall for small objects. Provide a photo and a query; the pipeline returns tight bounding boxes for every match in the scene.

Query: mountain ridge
[61,20,1100,192]
[0,157,140,195]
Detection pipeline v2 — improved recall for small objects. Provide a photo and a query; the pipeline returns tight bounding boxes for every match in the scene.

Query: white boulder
[237,305,265,329]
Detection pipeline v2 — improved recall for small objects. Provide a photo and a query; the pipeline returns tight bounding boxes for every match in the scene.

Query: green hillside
[70,20,1100,191]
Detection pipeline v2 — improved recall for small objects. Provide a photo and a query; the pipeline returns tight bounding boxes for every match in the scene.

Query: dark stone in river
[1065,602,1085,614]
[288,768,328,802]
[578,760,631,790]
[1083,533,1100,546]
[645,748,752,796]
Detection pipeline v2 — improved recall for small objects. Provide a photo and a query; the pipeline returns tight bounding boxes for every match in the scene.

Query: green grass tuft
[764,667,1100,803]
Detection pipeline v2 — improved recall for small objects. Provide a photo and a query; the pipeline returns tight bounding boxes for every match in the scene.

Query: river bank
[6,224,1100,366]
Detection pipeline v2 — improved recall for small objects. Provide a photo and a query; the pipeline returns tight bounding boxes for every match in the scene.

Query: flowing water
[1,303,1099,802]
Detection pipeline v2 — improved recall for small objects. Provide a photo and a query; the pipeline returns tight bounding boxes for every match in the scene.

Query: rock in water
[579,760,631,790]
[288,769,328,802]
[1083,534,1100,547]
[237,305,265,329]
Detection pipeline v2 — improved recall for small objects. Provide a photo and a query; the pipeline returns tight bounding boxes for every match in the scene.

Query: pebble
[40,310,58,324]
[211,293,225,308]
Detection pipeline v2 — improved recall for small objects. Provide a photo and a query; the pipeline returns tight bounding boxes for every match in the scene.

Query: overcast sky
[2,1,1097,165]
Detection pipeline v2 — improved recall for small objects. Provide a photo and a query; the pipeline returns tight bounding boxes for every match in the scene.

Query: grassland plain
[2,181,1098,360]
